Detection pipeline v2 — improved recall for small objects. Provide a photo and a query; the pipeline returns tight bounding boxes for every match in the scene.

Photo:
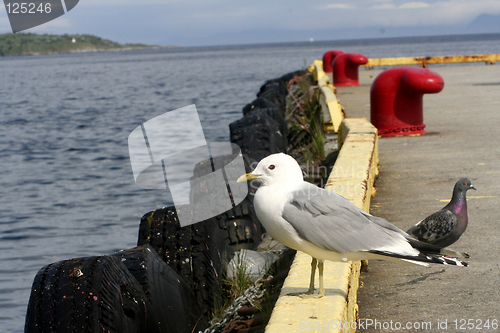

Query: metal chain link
[200,248,286,333]
[200,278,264,333]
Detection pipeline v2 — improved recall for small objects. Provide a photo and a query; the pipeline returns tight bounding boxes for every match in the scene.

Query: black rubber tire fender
[189,153,251,214]
[229,114,284,150]
[213,198,263,250]
[188,155,263,249]
[189,153,252,210]
[113,245,208,333]
[25,255,160,333]
[243,107,287,141]
[258,80,287,98]
[229,113,287,165]
[137,206,226,314]
[256,89,286,116]
[280,70,303,84]
[242,97,277,115]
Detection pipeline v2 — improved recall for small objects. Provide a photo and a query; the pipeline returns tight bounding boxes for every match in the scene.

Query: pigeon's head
[237,153,304,187]
[454,178,476,196]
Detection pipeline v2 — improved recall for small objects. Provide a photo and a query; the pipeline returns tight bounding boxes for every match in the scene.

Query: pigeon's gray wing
[407,209,457,244]
[281,183,411,254]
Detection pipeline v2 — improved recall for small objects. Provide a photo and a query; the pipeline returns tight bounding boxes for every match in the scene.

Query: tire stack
[25,247,206,333]
[25,255,158,333]
[188,154,263,251]
[230,71,301,203]
[25,212,213,333]
[137,205,229,318]
[25,70,303,333]
[220,70,302,252]
[230,73,299,168]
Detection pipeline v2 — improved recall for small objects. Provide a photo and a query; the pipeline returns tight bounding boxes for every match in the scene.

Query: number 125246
[6,2,52,14]
[453,319,498,330]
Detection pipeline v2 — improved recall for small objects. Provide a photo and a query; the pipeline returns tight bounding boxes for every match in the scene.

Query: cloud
[322,0,500,27]
[399,2,431,9]
[371,4,397,9]
[4,0,500,46]
[82,0,179,5]
[325,4,355,9]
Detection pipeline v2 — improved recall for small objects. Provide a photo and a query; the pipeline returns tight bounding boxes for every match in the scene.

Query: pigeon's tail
[369,250,469,267]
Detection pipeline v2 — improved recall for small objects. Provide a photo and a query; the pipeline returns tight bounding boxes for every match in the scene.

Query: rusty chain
[200,249,285,333]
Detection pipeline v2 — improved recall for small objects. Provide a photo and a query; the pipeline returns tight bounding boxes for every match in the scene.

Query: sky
[1,0,500,46]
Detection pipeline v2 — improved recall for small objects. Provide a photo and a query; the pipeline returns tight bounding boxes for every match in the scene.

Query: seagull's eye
[268,164,275,170]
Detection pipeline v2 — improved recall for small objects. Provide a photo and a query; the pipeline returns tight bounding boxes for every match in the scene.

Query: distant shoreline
[0,33,175,57]
[17,45,175,57]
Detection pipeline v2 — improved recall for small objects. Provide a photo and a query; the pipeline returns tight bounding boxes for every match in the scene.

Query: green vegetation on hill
[0,33,164,56]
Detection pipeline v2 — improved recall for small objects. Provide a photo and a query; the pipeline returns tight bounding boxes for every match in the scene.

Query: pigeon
[237,153,468,297]
[407,178,476,248]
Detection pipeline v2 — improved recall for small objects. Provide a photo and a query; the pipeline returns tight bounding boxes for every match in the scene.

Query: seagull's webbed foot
[299,290,325,298]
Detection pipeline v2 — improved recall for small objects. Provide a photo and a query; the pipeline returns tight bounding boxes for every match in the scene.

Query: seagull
[237,153,468,298]
[407,179,476,248]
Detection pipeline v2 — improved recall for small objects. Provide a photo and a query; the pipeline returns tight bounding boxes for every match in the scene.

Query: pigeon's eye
[463,182,467,186]
[268,164,275,170]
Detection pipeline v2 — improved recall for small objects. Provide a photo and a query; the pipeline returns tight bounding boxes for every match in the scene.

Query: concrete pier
[337,64,500,332]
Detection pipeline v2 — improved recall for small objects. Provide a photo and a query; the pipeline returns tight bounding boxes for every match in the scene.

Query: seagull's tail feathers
[369,250,468,267]
[406,237,470,258]
[363,212,470,259]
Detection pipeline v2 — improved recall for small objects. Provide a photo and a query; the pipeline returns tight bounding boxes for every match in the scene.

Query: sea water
[1,34,499,332]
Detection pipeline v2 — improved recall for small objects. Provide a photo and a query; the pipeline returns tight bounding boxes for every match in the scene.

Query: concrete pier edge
[310,60,345,133]
[265,62,379,332]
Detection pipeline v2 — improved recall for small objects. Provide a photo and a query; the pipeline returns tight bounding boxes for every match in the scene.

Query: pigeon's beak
[237,172,261,182]
[470,184,477,190]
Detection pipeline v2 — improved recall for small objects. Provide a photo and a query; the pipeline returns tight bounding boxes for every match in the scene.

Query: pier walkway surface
[337,64,500,332]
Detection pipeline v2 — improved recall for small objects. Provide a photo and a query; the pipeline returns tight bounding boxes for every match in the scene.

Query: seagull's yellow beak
[237,173,261,182]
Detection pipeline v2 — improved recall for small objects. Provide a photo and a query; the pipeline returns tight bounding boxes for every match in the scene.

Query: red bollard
[323,50,344,84]
[322,50,344,76]
[370,66,444,137]
[333,53,368,87]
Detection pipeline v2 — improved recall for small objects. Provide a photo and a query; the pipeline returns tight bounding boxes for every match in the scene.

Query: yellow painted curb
[318,75,329,88]
[265,118,379,333]
[327,118,379,212]
[309,60,325,81]
[319,86,345,133]
[266,252,351,333]
[362,53,500,68]
[308,59,345,133]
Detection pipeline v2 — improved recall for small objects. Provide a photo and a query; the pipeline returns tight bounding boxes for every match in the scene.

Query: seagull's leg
[307,258,317,294]
[318,259,325,297]
[299,257,324,298]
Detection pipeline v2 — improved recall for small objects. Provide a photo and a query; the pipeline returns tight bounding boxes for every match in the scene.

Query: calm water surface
[1,34,499,332]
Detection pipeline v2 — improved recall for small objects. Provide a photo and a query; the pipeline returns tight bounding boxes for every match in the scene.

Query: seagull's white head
[237,153,304,187]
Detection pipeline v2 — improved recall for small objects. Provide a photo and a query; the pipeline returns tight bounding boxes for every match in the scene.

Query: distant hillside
[0,33,167,56]
[469,14,500,33]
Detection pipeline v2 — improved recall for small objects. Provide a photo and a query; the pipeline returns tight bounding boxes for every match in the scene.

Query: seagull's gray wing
[364,209,464,256]
[360,212,409,236]
[281,183,410,254]
[407,209,457,244]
